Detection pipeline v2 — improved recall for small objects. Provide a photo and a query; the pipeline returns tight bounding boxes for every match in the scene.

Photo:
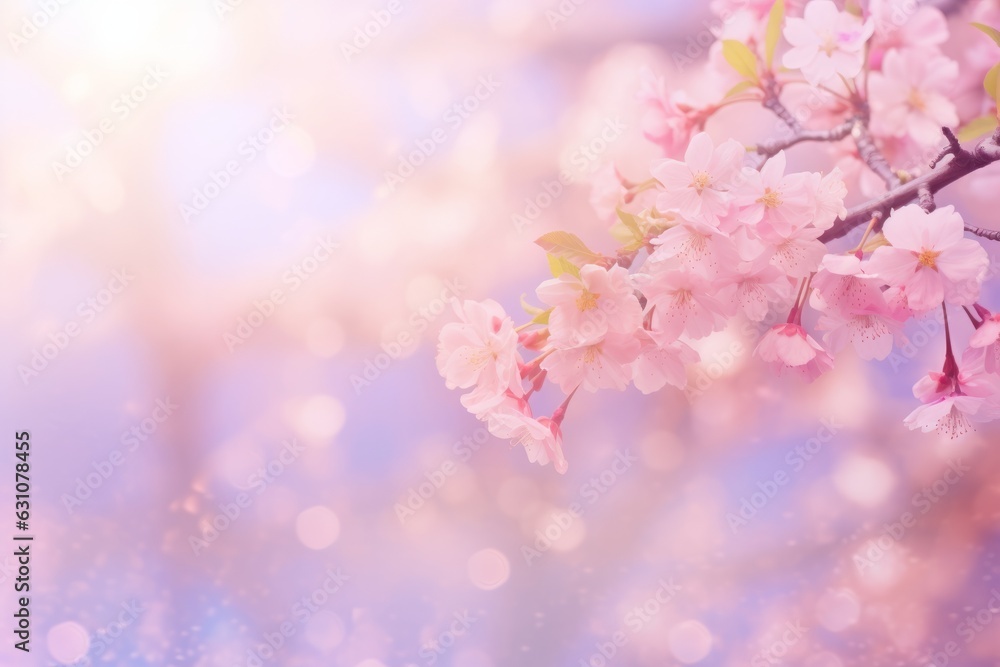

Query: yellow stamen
[907,88,926,112]
[821,35,837,56]
[576,290,599,311]
[917,248,941,269]
[691,172,711,192]
[756,188,783,209]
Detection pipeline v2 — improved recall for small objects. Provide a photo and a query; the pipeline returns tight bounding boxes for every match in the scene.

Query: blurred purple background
[2,0,1000,665]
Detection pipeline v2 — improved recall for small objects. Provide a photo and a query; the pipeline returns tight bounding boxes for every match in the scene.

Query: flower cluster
[437,0,1000,472]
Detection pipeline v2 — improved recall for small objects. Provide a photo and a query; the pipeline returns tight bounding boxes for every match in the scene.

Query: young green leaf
[722,40,760,84]
[984,62,1000,105]
[546,253,581,279]
[531,308,552,325]
[521,294,546,317]
[536,231,603,265]
[956,114,999,142]
[996,70,1000,121]
[765,0,785,69]
[615,208,643,239]
[724,80,758,99]
[972,22,1000,48]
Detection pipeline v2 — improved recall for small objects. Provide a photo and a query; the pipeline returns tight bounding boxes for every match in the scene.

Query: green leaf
[957,115,999,142]
[615,208,643,239]
[531,308,552,325]
[520,293,546,317]
[722,39,760,84]
[609,221,636,245]
[724,80,758,99]
[995,66,1000,114]
[546,253,581,279]
[765,0,785,69]
[984,62,1000,105]
[536,231,603,266]
[996,74,1000,122]
[972,22,1000,48]
[620,239,646,253]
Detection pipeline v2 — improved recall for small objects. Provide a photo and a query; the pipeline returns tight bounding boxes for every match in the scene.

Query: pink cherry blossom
[651,132,745,226]
[631,329,699,394]
[589,164,627,222]
[648,218,740,278]
[782,0,874,86]
[755,323,834,381]
[868,0,948,68]
[811,254,884,312]
[809,168,848,230]
[969,311,1000,373]
[866,205,989,312]
[540,331,641,394]
[758,222,828,279]
[868,0,947,45]
[433,0,1000,467]
[732,152,815,233]
[717,256,793,322]
[536,417,569,474]
[633,268,732,340]
[536,264,643,347]
[638,70,702,158]
[869,49,959,146]
[904,361,1000,437]
[814,291,902,361]
[479,396,566,473]
[436,299,523,403]
[904,395,987,438]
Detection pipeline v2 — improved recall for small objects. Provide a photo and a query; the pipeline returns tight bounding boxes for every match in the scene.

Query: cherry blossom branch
[930,127,963,169]
[820,128,1000,243]
[760,77,801,132]
[851,115,902,188]
[917,186,935,212]
[925,0,977,15]
[758,79,901,190]
[966,226,1000,241]
[753,117,857,158]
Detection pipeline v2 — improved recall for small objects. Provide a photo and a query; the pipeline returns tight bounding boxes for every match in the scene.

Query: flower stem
[963,305,984,329]
[552,388,578,426]
[942,303,959,378]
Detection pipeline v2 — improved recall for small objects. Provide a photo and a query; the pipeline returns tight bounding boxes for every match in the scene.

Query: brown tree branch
[760,77,802,133]
[819,128,1000,244]
[917,186,935,212]
[754,118,857,158]
[851,119,902,189]
[966,226,1000,241]
[758,81,902,190]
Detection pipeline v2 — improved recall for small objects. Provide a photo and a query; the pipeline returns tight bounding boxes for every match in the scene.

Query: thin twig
[930,127,963,169]
[760,77,801,132]
[851,119,902,189]
[966,226,1000,241]
[754,118,857,158]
